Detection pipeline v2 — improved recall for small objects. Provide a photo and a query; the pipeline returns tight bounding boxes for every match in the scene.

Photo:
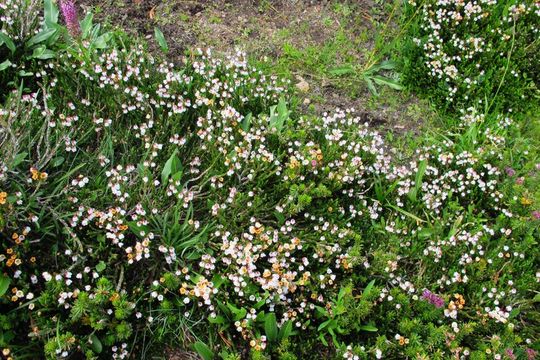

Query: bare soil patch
[79,0,427,133]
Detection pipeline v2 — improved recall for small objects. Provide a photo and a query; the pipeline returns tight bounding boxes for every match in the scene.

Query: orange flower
[30,167,39,180]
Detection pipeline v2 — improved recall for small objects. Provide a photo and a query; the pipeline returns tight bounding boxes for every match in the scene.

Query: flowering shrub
[1,1,539,360]
[402,0,540,112]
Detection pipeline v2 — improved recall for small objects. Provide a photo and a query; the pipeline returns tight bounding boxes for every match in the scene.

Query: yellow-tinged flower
[0,192,7,205]
[398,336,409,346]
[452,293,465,309]
[521,197,533,206]
[289,156,300,169]
[30,167,39,180]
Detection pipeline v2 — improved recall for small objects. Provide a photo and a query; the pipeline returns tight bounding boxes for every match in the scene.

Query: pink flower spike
[60,0,80,37]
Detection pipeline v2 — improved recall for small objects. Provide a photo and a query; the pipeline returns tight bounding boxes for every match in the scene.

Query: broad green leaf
[253,296,268,309]
[408,159,427,202]
[274,211,285,226]
[0,60,10,72]
[269,97,289,133]
[27,28,57,47]
[0,274,10,297]
[417,227,434,239]
[91,24,101,39]
[317,319,332,331]
[240,112,252,132]
[319,333,329,346]
[31,46,56,60]
[264,313,278,343]
[154,27,169,53]
[359,324,378,332]
[372,75,403,90]
[212,274,225,288]
[127,221,150,239]
[363,280,375,297]
[0,33,16,53]
[329,65,355,76]
[226,302,248,321]
[278,320,293,340]
[12,152,27,167]
[89,334,102,354]
[365,77,378,96]
[161,150,182,185]
[208,315,225,324]
[378,60,397,70]
[44,0,59,27]
[52,156,65,167]
[95,261,106,273]
[93,32,112,49]
[81,13,94,38]
[193,341,214,360]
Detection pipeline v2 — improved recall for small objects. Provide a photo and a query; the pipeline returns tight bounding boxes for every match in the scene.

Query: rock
[295,76,310,92]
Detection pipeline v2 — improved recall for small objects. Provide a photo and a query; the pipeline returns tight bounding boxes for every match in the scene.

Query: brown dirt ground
[78,0,430,134]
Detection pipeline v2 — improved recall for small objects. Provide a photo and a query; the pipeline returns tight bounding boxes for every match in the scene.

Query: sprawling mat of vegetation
[0,0,539,359]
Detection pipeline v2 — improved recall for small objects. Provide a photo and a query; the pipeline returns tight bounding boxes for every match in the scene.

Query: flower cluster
[0,8,539,359]
[405,0,540,109]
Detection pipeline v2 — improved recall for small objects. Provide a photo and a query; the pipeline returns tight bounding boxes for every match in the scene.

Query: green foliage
[0,1,539,359]
[401,0,540,113]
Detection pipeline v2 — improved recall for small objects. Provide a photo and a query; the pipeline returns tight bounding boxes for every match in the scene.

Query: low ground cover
[0,1,539,359]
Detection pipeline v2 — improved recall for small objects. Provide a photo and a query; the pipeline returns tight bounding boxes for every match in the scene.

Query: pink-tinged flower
[526,348,538,360]
[421,290,444,308]
[311,159,317,168]
[505,167,516,177]
[60,0,80,37]
[505,349,516,360]
[535,163,540,171]
[533,211,540,220]
[515,177,524,185]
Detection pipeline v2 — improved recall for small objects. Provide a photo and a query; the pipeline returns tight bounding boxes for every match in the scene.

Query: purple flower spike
[533,211,540,220]
[60,0,80,37]
[421,290,445,308]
